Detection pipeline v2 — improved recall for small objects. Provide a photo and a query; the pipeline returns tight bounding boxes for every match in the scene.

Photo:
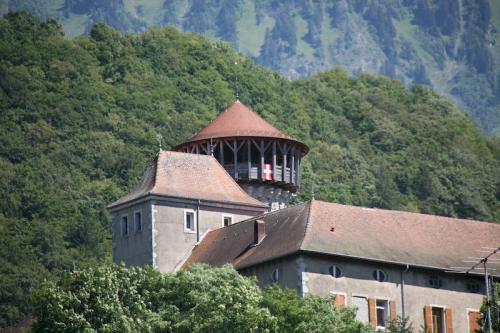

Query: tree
[31,264,376,332]
[262,285,372,333]
[31,264,276,332]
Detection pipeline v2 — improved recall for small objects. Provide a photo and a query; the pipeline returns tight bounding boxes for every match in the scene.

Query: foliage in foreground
[31,264,371,333]
[480,282,500,333]
[262,285,370,333]
[1,12,500,326]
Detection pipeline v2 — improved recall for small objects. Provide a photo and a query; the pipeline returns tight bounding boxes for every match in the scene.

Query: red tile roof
[185,200,500,275]
[108,151,268,209]
[174,101,309,154]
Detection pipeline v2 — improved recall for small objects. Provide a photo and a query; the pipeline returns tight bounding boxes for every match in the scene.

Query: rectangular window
[432,307,445,333]
[376,299,389,329]
[352,296,369,324]
[134,211,142,233]
[184,210,196,233]
[121,215,128,237]
[223,215,233,227]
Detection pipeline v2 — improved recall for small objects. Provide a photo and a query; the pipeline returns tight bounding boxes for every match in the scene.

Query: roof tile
[186,200,500,275]
[108,151,268,209]
[175,101,308,153]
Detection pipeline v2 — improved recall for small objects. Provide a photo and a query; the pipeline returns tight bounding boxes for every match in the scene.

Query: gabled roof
[174,101,309,154]
[185,200,500,275]
[108,151,268,209]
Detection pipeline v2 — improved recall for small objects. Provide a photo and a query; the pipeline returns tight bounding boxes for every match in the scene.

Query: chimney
[254,219,266,244]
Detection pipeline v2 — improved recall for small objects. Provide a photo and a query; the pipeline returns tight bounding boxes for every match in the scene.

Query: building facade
[186,200,499,333]
[109,101,499,333]
[108,151,268,272]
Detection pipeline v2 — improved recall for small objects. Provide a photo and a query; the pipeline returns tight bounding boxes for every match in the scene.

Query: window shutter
[445,308,453,333]
[334,294,345,308]
[468,311,481,333]
[368,297,377,328]
[424,305,432,332]
[390,300,397,322]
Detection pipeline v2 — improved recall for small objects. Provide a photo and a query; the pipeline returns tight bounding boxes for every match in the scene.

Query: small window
[184,210,196,233]
[329,265,342,278]
[134,211,142,233]
[223,215,233,227]
[373,269,386,282]
[121,215,128,237]
[429,277,442,289]
[466,281,480,293]
[270,269,279,282]
[376,299,389,329]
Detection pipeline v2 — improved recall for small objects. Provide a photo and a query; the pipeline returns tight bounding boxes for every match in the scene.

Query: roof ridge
[223,200,311,229]
[297,200,313,250]
[150,150,162,194]
[314,199,496,225]
[298,200,314,250]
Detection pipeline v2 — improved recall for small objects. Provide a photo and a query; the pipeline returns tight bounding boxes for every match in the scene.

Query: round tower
[173,101,309,210]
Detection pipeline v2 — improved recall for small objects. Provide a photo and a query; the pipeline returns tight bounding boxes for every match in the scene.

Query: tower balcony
[222,163,297,189]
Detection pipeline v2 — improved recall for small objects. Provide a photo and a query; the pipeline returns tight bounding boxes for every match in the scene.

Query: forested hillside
[0,13,499,327]
[2,0,499,136]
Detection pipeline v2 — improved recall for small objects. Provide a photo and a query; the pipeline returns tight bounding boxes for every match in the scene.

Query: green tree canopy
[31,264,371,333]
[0,12,499,327]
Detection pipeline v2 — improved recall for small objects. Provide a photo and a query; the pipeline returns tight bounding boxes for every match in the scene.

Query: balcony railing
[223,163,297,185]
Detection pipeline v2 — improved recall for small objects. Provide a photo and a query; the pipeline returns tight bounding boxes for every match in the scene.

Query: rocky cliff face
[3,0,499,135]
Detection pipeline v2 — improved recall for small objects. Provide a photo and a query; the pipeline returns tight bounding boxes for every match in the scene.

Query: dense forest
[3,0,500,136]
[0,12,499,327]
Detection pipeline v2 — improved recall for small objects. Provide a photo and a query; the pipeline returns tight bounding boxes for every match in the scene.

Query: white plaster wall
[111,200,153,266]
[243,254,485,333]
[153,201,261,272]
[305,256,483,332]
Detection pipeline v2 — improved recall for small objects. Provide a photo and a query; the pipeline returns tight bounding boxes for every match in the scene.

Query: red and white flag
[263,164,273,180]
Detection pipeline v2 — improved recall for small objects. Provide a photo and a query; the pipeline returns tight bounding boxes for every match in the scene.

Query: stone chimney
[254,219,266,244]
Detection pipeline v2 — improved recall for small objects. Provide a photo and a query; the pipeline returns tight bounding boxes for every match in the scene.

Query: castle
[108,101,499,333]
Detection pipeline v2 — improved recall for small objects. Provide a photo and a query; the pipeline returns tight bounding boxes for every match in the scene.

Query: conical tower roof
[174,101,308,154]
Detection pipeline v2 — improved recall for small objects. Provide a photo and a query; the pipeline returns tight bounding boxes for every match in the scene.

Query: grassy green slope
[0,13,499,327]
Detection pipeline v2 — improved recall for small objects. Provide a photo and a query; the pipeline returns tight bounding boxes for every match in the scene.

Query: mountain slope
[2,0,499,136]
[0,13,499,327]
